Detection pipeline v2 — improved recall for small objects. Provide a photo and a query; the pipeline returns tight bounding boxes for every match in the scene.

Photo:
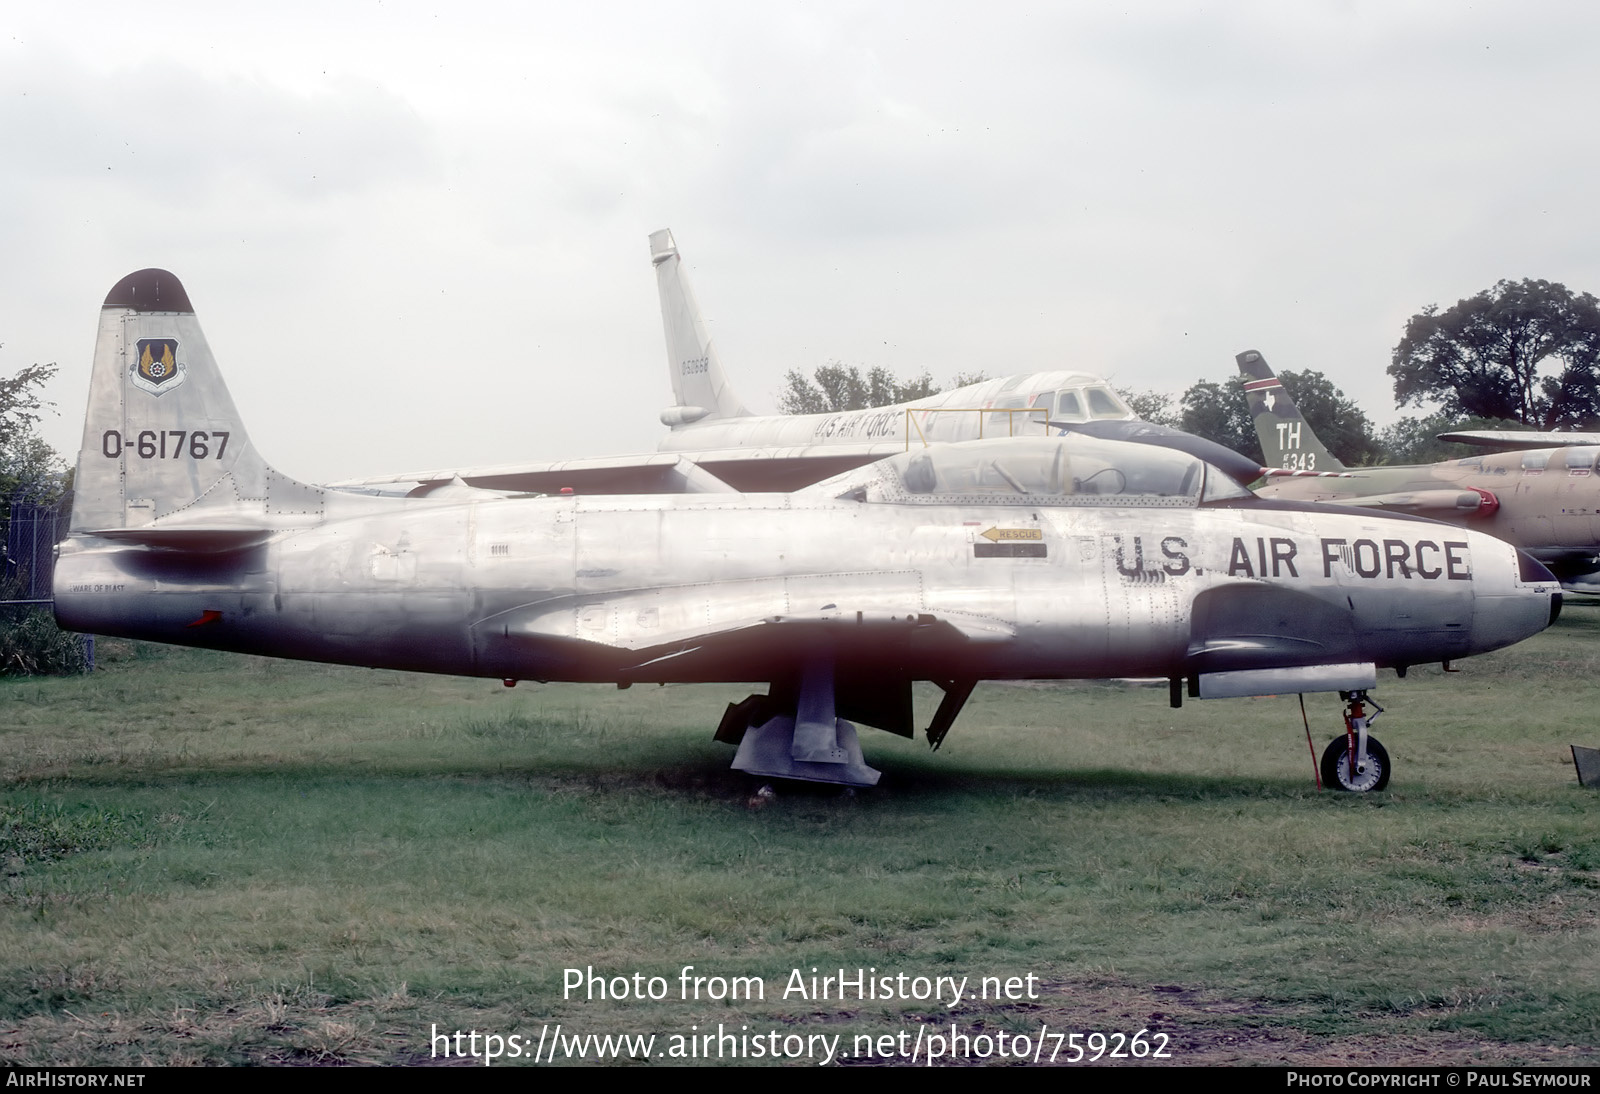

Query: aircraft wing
[327,442,913,496]
[482,582,1014,740]
[1436,430,1600,450]
[488,575,1013,658]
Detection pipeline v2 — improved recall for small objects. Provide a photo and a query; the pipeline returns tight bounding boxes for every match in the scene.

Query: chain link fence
[3,492,93,673]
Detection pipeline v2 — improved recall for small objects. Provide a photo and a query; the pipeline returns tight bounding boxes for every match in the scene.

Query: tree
[1116,387,1177,427]
[1390,279,1600,429]
[0,359,81,676]
[0,360,67,507]
[0,433,66,506]
[0,358,69,572]
[0,360,57,443]
[776,363,942,414]
[1373,413,1525,466]
[1176,379,1260,462]
[1175,370,1380,466]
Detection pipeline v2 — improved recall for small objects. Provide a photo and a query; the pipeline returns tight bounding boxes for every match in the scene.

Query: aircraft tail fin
[650,229,749,428]
[1234,350,1348,474]
[70,269,326,537]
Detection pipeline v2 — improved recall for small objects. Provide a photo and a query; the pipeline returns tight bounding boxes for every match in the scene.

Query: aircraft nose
[1469,537,1562,654]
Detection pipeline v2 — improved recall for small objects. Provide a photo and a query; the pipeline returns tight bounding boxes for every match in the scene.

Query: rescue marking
[979,527,1043,542]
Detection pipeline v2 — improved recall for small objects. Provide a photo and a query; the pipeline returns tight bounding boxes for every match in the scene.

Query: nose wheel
[1320,734,1390,792]
[1320,690,1390,792]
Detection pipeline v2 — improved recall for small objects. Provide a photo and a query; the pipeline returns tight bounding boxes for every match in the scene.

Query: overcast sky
[7,1,1600,483]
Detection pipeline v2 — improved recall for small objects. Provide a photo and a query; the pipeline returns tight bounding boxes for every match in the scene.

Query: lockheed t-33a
[54,270,1563,792]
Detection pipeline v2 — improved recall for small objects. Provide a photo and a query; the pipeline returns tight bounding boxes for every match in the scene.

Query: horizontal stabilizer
[85,526,280,551]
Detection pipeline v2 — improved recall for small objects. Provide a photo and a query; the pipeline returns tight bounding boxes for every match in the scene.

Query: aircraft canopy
[873,436,1249,506]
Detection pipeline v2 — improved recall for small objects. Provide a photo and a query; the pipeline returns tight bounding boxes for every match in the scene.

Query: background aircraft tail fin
[650,229,749,428]
[1234,350,1348,474]
[70,269,325,535]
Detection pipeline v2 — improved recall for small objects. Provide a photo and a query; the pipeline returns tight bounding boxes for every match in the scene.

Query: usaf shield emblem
[130,339,187,396]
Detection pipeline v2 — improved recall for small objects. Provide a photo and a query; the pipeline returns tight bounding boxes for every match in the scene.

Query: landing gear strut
[721,658,882,787]
[715,660,975,789]
[1320,690,1390,792]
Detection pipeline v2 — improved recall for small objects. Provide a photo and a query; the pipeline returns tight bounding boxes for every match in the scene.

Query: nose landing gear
[1320,690,1390,792]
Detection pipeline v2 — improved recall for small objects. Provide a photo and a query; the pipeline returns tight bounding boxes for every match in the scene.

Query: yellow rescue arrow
[979,527,1043,542]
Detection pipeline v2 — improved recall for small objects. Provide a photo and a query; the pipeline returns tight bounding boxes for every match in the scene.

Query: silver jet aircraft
[333,230,1139,497]
[56,271,1563,792]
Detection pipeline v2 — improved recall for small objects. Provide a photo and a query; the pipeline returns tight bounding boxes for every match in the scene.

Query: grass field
[2,610,1599,1066]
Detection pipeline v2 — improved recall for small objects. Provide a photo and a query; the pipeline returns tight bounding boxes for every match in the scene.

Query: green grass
[2,616,1598,1065]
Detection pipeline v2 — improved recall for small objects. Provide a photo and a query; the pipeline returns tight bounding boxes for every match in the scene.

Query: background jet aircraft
[54,270,1560,793]
[1239,349,1600,594]
[333,230,1139,497]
